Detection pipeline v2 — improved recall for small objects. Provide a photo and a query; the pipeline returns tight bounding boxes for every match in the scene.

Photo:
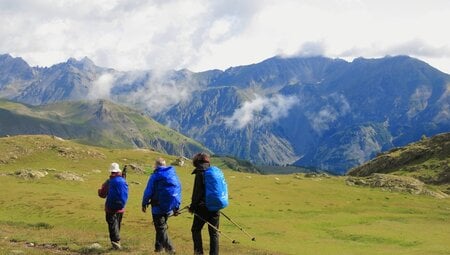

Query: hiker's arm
[190,172,204,212]
[97,180,109,198]
[142,175,155,212]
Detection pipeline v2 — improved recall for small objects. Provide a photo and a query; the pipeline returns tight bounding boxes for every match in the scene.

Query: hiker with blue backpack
[189,152,228,255]
[97,162,129,250]
[142,157,182,254]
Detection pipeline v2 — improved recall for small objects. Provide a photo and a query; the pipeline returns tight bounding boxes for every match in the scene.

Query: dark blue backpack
[204,166,228,211]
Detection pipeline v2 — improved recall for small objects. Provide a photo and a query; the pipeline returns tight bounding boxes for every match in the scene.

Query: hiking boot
[166,249,176,255]
[111,241,122,250]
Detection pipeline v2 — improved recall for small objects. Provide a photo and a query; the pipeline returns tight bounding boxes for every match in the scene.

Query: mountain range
[0,53,449,174]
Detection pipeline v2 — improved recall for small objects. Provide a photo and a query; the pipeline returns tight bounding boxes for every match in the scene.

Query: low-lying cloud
[225,94,298,129]
[307,93,351,134]
[127,72,197,115]
[88,69,198,115]
[340,39,450,59]
[87,72,116,100]
[293,41,326,57]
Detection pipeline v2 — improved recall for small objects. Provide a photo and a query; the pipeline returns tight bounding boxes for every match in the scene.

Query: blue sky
[1,0,449,73]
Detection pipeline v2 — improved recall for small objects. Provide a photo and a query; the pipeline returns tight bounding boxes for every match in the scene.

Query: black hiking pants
[191,207,220,255]
[105,212,123,243]
[152,213,174,253]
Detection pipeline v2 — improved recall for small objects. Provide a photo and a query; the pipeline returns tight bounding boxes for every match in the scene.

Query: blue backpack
[204,166,228,211]
[156,169,182,213]
[143,166,182,214]
[106,176,128,211]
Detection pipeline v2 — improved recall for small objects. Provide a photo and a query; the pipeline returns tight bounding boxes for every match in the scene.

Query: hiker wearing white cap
[98,162,129,250]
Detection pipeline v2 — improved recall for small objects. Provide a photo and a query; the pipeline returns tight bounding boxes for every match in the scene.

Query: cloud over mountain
[225,94,298,129]
[340,39,450,59]
[306,94,351,134]
[88,73,116,100]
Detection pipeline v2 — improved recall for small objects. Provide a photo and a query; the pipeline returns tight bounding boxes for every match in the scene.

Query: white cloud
[0,0,449,73]
[340,39,450,59]
[309,107,339,133]
[84,67,198,114]
[307,94,351,134]
[225,94,298,129]
[88,73,116,100]
[295,41,326,57]
[118,70,199,115]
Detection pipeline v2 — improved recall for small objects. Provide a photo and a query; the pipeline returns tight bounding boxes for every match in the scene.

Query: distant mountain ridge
[0,53,449,174]
[0,99,207,157]
[157,55,450,173]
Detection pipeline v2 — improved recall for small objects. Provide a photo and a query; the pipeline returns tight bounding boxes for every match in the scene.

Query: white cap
[109,162,121,173]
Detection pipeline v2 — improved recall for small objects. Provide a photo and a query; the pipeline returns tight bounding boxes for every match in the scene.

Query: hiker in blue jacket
[142,157,181,254]
[98,162,128,250]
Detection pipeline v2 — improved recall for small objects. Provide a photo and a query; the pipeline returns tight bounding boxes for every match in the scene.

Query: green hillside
[348,132,450,189]
[1,135,449,254]
[0,99,207,157]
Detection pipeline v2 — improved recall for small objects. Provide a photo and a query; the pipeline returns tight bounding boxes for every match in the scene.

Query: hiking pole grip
[171,205,190,217]
[220,211,256,241]
[193,212,238,244]
[122,165,128,179]
[179,205,190,212]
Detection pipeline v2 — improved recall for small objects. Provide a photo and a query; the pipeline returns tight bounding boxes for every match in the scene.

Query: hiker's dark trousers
[106,212,123,242]
[152,213,174,252]
[192,207,220,255]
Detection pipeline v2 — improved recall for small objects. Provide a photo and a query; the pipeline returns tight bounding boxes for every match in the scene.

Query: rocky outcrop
[346,173,448,198]
[124,163,145,174]
[54,172,84,182]
[12,169,48,180]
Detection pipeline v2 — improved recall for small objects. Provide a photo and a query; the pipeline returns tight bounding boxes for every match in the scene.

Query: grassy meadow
[0,135,449,255]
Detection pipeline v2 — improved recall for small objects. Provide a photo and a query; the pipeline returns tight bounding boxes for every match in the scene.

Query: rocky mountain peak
[65,56,96,71]
[94,100,114,121]
[0,53,34,82]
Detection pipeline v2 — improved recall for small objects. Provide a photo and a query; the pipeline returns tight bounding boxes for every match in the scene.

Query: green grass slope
[347,132,450,188]
[0,135,449,255]
[0,99,207,157]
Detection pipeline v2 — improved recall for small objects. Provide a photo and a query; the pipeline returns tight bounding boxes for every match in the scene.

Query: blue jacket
[142,166,182,215]
[106,175,128,212]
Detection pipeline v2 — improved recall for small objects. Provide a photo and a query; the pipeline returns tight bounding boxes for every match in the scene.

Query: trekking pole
[192,212,239,244]
[178,205,189,213]
[122,165,128,179]
[220,211,256,241]
[170,205,189,217]
[150,205,190,224]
